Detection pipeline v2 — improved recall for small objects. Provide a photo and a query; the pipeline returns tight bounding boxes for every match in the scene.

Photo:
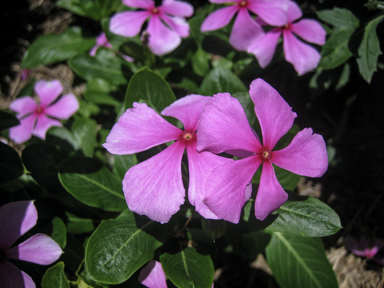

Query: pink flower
[110,0,193,56]
[345,236,384,265]
[9,80,78,144]
[197,78,328,223]
[103,95,232,223]
[0,201,63,288]
[89,32,133,62]
[201,0,287,51]
[248,1,326,75]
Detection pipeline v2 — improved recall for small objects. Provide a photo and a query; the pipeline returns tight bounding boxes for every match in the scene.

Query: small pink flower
[197,78,328,223]
[248,1,326,75]
[201,0,287,51]
[89,32,133,62]
[110,0,193,56]
[345,236,384,265]
[0,201,63,288]
[9,80,79,144]
[103,95,232,223]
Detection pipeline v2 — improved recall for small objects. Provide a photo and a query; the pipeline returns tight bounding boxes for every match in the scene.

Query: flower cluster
[104,78,328,223]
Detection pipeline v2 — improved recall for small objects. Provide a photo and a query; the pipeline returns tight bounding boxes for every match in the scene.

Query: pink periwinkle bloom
[103,95,232,223]
[248,1,326,75]
[89,32,133,62]
[9,79,79,144]
[345,236,384,265]
[201,0,288,51]
[197,78,328,223]
[0,201,63,288]
[110,0,194,56]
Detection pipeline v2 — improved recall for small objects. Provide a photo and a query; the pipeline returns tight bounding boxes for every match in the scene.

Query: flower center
[260,148,272,160]
[35,106,44,115]
[152,7,159,14]
[239,0,247,7]
[182,131,194,141]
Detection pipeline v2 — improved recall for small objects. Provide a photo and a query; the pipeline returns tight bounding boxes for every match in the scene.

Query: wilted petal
[104,102,182,155]
[6,233,62,265]
[0,201,37,251]
[272,128,328,177]
[34,80,63,107]
[186,141,233,219]
[123,0,154,9]
[110,11,150,37]
[248,0,288,26]
[197,93,261,154]
[147,15,181,55]
[249,78,296,149]
[9,114,37,144]
[201,6,238,32]
[161,15,190,38]
[139,260,167,288]
[0,259,36,288]
[286,0,302,24]
[254,161,288,220]
[161,95,210,132]
[45,93,79,119]
[9,96,38,118]
[204,155,261,223]
[248,28,282,68]
[32,114,62,140]
[283,29,321,75]
[230,8,264,51]
[161,0,194,17]
[123,141,186,223]
[290,19,326,45]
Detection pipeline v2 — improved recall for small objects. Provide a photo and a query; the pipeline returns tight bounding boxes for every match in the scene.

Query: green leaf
[59,157,126,212]
[71,117,98,157]
[41,262,70,288]
[125,67,176,112]
[192,48,210,77]
[161,247,214,288]
[0,142,24,185]
[84,78,121,107]
[265,196,342,237]
[232,92,257,127]
[65,211,96,234]
[201,218,227,240]
[274,166,301,191]
[0,110,19,131]
[200,67,247,95]
[51,217,67,249]
[356,15,383,83]
[22,27,94,68]
[113,154,138,180]
[69,48,128,86]
[266,233,338,288]
[229,230,271,258]
[46,126,78,153]
[85,209,172,284]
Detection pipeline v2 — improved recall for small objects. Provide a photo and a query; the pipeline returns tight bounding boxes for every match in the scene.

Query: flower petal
[248,0,288,26]
[160,15,190,38]
[283,29,321,75]
[272,128,328,177]
[186,141,233,219]
[247,28,282,68]
[104,102,182,155]
[123,0,154,9]
[286,0,302,24]
[209,0,234,3]
[45,93,79,119]
[9,96,38,118]
[290,19,326,45]
[146,15,181,55]
[0,201,37,251]
[110,11,150,37]
[138,260,168,288]
[204,155,261,223]
[254,161,288,220]
[229,8,264,51]
[249,78,296,149]
[0,259,36,288]
[161,95,210,132]
[34,80,63,107]
[197,93,261,154]
[201,6,238,32]
[32,114,62,140]
[9,114,37,144]
[160,0,194,17]
[5,234,62,265]
[123,141,186,223]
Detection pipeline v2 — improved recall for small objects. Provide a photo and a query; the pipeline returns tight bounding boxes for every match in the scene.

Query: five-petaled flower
[201,0,287,51]
[0,201,63,288]
[103,95,232,223]
[110,0,194,56]
[345,236,384,265]
[197,78,328,223]
[9,79,79,144]
[248,0,326,75]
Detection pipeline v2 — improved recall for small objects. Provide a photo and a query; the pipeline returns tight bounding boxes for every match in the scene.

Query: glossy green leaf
[0,142,24,185]
[51,217,67,249]
[65,211,96,234]
[274,166,301,191]
[113,154,138,180]
[41,262,70,288]
[357,15,383,83]
[22,27,94,68]
[266,233,338,288]
[200,67,247,95]
[192,48,210,77]
[161,247,214,288]
[0,110,19,131]
[125,67,176,112]
[265,196,342,237]
[84,78,121,107]
[46,127,78,153]
[85,209,172,284]
[229,230,271,258]
[59,157,126,212]
[71,117,98,157]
